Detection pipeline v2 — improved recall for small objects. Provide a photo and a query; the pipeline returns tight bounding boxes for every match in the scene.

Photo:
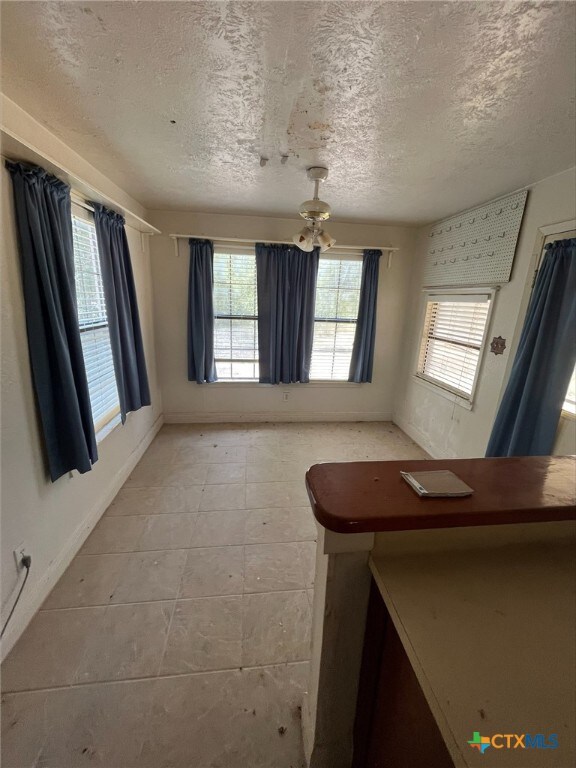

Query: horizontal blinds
[80,328,119,429]
[418,298,491,398]
[311,258,362,380]
[72,215,120,429]
[213,251,258,379]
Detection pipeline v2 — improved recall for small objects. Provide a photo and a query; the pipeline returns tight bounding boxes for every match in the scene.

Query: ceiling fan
[293,167,336,253]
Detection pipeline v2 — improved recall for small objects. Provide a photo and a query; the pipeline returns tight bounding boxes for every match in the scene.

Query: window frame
[212,245,259,382]
[415,287,496,406]
[71,204,121,439]
[310,252,364,383]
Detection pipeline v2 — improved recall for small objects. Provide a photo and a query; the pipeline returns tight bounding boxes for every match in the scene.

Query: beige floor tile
[140,664,308,768]
[107,486,187,516]
[246,481,308,509]
[178,426,251,447]
[242,591,311,667]
[138,514,196,551]
[179,546,244,598]
[191,510,246,547]
[80,516,146,554]
[2,607,106,692]
[244,543,306,593]
[160,596,242,675]
[246,445,280,464]
[178,445,248,465]
[1,678,154,768]
[124,462,208,488]
[111,550,188,604]
[199,483,246,511]
[297,541,317,589]
[180,485,204,512]
[244,507,317,544]
[138,442,180,466]
[76,602,173,684]
[245,460,309,483]
[43,554,124,609]
[205,462,246,484]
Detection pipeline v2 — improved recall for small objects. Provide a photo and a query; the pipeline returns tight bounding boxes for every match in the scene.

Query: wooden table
[306,455,576,533]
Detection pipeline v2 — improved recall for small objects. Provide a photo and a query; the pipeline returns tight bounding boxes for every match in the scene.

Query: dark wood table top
[305,455,576,533]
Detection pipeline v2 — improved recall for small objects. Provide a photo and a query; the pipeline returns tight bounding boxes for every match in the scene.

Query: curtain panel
[256,243,319,384]
[187,238,217,384]
[349,249,382,383]
[486,238,576,456]
[92,203,151,423]
[6,160,97,481]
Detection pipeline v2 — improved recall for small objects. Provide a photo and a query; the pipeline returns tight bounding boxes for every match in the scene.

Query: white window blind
[310,257,362,380]
[563,366,576,415]
[213,249,259,380]
[417,294,492,400]
[72,213,120,432]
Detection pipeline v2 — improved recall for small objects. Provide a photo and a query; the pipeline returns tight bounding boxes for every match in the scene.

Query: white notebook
[400,470,474,498]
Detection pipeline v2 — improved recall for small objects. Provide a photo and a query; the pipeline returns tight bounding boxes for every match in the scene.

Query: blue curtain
[188,239,217,383]
[349,249,382,382]
[256,243,319,384]
[486,238,576,456]
[6,161,97,481]
[92,203,151,423]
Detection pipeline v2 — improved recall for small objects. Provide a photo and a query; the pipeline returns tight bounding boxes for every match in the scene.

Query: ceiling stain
[1,1,574,223]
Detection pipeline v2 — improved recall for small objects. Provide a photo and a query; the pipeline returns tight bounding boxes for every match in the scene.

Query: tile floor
[1,422,428,768]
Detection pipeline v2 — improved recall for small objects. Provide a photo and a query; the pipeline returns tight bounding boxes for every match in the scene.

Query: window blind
[311,258,362,380]
[72,214,120,431]
[213,250,259,380]
[417,296,491,399]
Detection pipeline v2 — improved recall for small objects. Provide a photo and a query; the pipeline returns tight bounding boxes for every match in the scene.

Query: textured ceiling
[1,1,575,223]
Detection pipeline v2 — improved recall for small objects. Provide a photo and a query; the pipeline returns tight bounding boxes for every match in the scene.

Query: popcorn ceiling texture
[1,1,575,222]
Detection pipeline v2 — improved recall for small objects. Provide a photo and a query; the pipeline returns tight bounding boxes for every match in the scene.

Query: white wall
[148,210,416,422]
[393,168,576,458]
[0,113,162,657]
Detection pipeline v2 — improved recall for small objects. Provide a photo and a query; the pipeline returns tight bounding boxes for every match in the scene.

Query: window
[417,292,493,401]
[72,210,120,432]
[563,367,576,415]
[310,257,363,380]
[213,249,259,380]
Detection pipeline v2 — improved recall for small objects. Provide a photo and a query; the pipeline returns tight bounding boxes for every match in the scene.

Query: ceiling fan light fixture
[293,227,315,252]
[317,229,337,252]
[298,198,331,221]
[293,167,335,252]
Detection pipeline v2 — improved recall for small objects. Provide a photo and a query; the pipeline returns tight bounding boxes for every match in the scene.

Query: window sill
[412,374,474,411]
[96,412,122,444]
[560,409,576,422]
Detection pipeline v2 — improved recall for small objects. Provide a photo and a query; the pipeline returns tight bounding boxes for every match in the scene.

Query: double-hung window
[417,291,493,402]
[310,256,363,380]
[213,248,259,380]
[71,208,120,433]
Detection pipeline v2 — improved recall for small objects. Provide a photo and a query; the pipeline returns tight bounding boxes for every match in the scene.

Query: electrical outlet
[282,392,289,402]
[13,543,28,571]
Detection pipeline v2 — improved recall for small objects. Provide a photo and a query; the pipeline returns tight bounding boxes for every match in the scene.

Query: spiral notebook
[400,470,474,498]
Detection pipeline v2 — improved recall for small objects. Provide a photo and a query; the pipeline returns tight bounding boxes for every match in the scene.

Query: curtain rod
[168,233,399,252]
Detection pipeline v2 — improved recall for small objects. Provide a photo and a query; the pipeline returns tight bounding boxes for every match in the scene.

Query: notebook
[400,470,474,498]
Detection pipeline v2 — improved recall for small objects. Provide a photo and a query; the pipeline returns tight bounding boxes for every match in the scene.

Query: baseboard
[164,411,393,424]
[0,414,164,660]
[391,413,450,459]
